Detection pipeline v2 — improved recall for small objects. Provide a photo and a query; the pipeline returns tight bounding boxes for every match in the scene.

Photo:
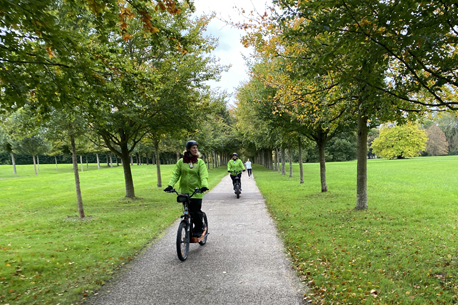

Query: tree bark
[10,152,17,175]
[120,143,135,198]
[318,141,327,192]
[281,147,286,175]
[70,134,85,218]
[32,155,37,176]
[80,155,83,172]
[355,114,368,210]
[109,154,113,167]
[55,156,58,170]
[146,153,149,165]
[37,155,40,172]
[116,155,119,166]
[298,137,304,184]
[130,154,133,166]
[289,144,293,177]
[96,153,100,169]
[154,138,162,188]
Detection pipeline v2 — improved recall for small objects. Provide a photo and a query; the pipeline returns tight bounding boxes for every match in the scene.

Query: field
[0,163,228,305]
[254,156,458,304]
[2,156,457,305]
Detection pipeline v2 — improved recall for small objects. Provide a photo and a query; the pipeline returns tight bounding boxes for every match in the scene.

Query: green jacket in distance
[227,158,245,175]
[168,158,209,199]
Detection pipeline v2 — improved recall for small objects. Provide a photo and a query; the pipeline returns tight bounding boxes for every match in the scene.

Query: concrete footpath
[87,172,306,305]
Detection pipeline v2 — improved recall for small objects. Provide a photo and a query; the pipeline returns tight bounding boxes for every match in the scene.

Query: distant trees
[371,124,427,159]
[436,113,458,155]
[425,125,449,156]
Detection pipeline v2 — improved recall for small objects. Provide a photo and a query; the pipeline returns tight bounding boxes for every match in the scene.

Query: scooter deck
[190,227,207,243]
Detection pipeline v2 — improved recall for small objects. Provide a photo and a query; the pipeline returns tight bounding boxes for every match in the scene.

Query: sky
[193,0,272,104]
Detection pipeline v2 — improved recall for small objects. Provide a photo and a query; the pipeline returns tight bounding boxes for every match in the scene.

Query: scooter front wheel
[176,220,190,261]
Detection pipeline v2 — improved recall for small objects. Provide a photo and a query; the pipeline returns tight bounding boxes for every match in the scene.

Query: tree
[437,113,458,155]
[371,124,427,159]
[0,124,17,174]
[13,135,50,175]
[425,125,448,156]
[85,11,222,198]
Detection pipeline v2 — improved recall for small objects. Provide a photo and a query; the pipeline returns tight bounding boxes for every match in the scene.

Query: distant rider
[245,158,252,178]
[227,153,245,191]
[164,140,209,237]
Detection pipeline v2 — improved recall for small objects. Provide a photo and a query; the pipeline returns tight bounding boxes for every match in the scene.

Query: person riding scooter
[227,153,245,191]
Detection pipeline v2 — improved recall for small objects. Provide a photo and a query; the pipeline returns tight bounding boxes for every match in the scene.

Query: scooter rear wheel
[199,214,208,246]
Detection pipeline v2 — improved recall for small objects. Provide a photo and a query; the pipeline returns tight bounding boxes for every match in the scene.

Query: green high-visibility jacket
[227,158,245,175]
[168,158,208,199]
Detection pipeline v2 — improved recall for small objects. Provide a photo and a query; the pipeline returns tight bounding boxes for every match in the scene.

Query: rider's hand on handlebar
[164,186,173,192]
[200,187,209,193]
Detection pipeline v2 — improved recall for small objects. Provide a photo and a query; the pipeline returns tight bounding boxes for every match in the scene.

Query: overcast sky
[193,0,272,104]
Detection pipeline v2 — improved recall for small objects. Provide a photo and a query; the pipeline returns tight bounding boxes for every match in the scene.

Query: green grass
[0,163,228,305]
[254,156,458,305]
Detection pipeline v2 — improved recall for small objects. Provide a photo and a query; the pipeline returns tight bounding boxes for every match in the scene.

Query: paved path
[88,172,305,305]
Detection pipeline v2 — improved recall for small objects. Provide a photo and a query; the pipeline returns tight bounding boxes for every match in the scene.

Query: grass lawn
[0,162,227,305]
[254,156,458,304]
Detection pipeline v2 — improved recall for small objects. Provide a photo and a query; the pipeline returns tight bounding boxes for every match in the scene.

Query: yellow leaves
[122,33,132,41]
[46,46,54,58]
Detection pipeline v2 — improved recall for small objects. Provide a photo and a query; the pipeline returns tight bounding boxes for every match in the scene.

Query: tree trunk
[37,155,40,172]
[281,147,286,175]
[146,153,149,165]
[318,141,327,192]
[275,148,279,172]
[154,139,162,188]
[116,155,119,167]
[298,137,304,184]
[32,155,37,176]
[130,154,134,166]
[355,114,368,210]
[55,156,58,170]
[96,153,100,169]
[109,154,113,167]
[120,143,135,198]
[10,152,17,175]
[289,143,293,177]
[269,149,273,169]
[80,155,83,172]
[70,134,85,218]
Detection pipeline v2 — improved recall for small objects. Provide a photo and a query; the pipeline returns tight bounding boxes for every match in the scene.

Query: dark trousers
[189,199,204,232]
[247,169,252,176]
[230,173,242,188]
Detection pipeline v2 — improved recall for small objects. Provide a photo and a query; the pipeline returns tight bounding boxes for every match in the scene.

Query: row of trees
[233,0,458,210]
[3,0,457,216]
[0,0,245,218]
